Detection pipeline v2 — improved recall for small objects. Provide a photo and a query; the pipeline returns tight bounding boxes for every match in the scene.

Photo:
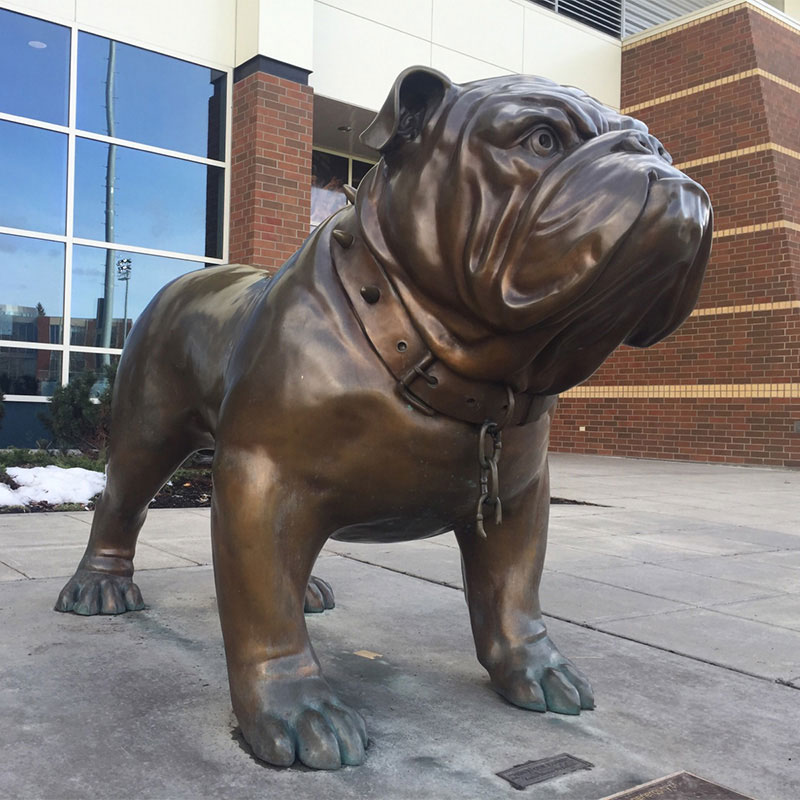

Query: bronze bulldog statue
[55,67,712,770]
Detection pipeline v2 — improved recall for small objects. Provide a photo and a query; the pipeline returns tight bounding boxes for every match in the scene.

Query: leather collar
[329,214,555,427]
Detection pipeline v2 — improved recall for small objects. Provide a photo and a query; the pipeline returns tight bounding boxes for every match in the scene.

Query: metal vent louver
[528,0,722,38]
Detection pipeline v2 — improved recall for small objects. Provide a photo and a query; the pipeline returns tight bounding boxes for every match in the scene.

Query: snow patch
[2,466,106,507]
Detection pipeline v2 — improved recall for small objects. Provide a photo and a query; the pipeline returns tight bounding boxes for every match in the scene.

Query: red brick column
[228,64,313,273]
[549,5,800,467]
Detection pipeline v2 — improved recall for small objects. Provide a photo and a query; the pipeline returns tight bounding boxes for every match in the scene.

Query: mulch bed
[0,468,213,513]
[4,479,598,513]
[2,454,600,512]
[150,472,212,508]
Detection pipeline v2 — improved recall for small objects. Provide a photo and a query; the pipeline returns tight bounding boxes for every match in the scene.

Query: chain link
[474,385,515,538]
[475,421,503,538]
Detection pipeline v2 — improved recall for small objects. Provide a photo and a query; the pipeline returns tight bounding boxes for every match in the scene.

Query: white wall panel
[311,3,431,110]
[76,0,235,66]
[317,0,433,40]
[783,0,800,21]
[236,0,260,67]
[431,46,511,85]
[432,0,524,72]
[523,5,621,107]
[254,0,314,70]
[4,0,74,23]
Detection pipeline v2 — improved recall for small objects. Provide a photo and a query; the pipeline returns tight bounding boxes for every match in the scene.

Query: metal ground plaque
[599,771,757,800]
[497,753,594,789]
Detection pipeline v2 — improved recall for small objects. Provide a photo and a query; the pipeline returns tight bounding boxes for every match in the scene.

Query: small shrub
[0,447,104,472]
[39,364,117,453]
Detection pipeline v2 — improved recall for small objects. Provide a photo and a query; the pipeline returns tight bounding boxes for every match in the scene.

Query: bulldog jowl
[55,66,711,769]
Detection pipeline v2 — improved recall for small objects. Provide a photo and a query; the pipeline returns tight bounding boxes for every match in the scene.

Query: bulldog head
[356,68,712,394]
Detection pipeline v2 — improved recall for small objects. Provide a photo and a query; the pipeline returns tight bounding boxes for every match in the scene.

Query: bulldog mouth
[517,171,712,395]
[619,176,713,347]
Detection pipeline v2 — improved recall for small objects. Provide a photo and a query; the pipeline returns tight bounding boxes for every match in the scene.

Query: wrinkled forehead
[457,75,647,139]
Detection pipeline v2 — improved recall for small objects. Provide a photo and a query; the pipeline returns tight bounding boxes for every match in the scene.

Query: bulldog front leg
[455,462,594,715]
[211,447,366,769]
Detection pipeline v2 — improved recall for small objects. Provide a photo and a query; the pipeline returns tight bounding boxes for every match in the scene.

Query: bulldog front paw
[304,575,335,613]
[489,635,594,715]
[237,675,367,769]
[55,569,144,615]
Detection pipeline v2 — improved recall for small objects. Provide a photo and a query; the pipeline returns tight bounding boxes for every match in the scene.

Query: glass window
[73,138,223,257]
[311,152,348,227]
[68,352,121,393]
[70,246,198,348]
[77,33,227,160]
[0,9,70,125]
[0,234,64,344]
[0,120,67,235]
[0,346,61,396]
[352,159,373,188]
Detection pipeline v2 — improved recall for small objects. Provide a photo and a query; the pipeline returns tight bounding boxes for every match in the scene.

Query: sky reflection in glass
[77,32,226,159]
[74,138,223,257]
[0,121,67,235]
[0,9,70,125]
[70,246,199,348]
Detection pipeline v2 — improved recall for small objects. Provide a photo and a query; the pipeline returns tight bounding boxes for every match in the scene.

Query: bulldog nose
[620,131,673,164]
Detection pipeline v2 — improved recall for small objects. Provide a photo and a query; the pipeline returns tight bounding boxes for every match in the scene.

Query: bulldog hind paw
[54,569,144,616]
[489,636,595,716]
[304,575,335,613]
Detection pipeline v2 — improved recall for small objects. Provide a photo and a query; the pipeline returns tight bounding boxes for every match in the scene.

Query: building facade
[0,0,798,466]
[549,1,800,467]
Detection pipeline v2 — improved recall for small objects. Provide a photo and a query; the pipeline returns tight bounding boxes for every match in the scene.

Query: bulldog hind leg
[55,372,205,615]
[455,466,594,715]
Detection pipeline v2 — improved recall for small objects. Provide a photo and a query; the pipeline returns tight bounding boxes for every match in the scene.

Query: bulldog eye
[525,127,560,158]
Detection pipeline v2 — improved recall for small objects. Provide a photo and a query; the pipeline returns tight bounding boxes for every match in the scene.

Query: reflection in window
[77,33,226,160]
[0,347,61,396]
[311,152,374,228]
[0,9,229,407]
[74,138,223,257]
[0,234,64,344]
[0,9,70,125]
[0,120,67,235]
[311,152,348,227]
[68,352,121,395]
[70,246,198,348]
[351,159,373,188]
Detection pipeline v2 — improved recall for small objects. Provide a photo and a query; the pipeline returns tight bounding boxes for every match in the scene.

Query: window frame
[0,6,233,402]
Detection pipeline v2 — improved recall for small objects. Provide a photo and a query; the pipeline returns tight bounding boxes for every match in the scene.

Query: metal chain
[474,386,515,539]
[475,421,503,538]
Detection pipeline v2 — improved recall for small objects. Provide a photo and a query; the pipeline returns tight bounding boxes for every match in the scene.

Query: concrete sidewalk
[0,454,798,799]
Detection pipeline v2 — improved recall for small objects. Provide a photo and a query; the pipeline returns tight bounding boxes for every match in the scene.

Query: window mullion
[61,21,80,388]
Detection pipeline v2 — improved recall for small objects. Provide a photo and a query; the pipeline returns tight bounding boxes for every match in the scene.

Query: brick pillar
[229,58,313,274]
[549,4,800,467]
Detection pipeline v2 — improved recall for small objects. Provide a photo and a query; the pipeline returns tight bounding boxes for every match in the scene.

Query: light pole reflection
[116,257,132,345]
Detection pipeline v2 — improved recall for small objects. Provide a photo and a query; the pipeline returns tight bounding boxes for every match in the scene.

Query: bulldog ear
[360,66,452,154]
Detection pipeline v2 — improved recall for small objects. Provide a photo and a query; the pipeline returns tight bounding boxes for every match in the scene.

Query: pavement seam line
[329,552,463,591]
[644,556,800,591]
[543,611,800,690]
[328,553,799,691]
[697,603,800,634]
[551,566,756,607]
[137,540,204,566]
[0,559,31,579]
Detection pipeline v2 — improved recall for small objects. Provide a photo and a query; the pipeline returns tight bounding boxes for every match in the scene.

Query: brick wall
[228,70,313,273]
[549,3,800,468]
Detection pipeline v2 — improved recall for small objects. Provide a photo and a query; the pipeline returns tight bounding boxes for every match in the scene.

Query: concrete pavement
[0,454,798,799]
